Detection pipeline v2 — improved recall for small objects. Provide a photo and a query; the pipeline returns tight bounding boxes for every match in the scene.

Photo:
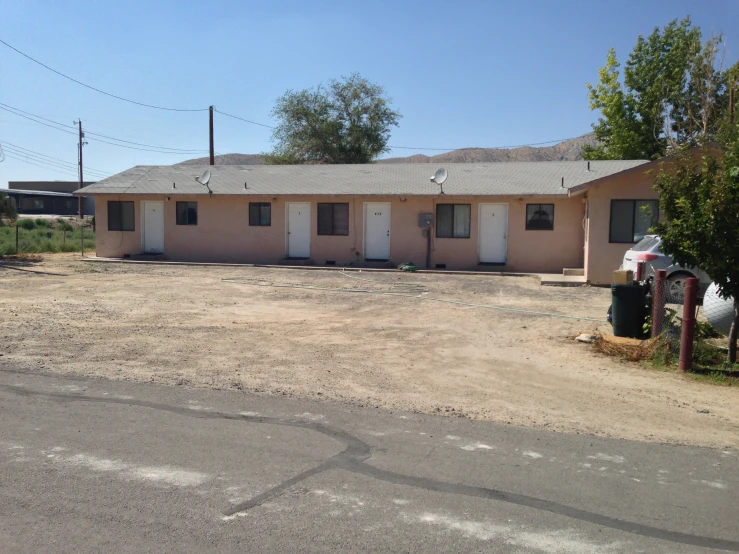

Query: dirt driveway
[1,254,736,449]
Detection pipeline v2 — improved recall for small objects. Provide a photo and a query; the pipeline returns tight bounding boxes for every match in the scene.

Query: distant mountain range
[175,134,596,166]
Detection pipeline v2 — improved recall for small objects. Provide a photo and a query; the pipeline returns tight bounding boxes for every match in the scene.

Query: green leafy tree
[585,18,733,160]
[266,73,401,164]
[0,192,18,221]
[652,134,739,363]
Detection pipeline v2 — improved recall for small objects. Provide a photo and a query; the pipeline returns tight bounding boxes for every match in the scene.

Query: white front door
[287,203,311,258]
[478,203,508,264]
[364,202,391,260]
[142,201,164,254]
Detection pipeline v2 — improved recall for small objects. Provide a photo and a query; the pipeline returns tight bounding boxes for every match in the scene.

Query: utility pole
[76,120,85,217]
[75,119,87,256]
[209,106,215,166]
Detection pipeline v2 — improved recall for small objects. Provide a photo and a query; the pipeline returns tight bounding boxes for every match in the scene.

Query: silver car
[620,235,711,303]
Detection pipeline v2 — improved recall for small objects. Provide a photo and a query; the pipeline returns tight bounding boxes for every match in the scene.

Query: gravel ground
[1,253,737,449]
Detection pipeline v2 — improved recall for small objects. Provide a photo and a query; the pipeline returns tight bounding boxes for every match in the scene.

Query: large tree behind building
[266,73,401,164]
[652,129,739,363]
[584,17,736,160]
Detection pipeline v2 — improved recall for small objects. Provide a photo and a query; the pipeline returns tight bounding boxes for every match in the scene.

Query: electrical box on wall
[418,213,434,228]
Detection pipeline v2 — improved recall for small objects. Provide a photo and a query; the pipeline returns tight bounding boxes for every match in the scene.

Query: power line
[215,108,275,129]
[0,38,208,112]
[2,147,109,179]
[386,137,583,151]
[83,129,208,153]
[4,152,80,178]
[2,144,100,177]
[214,107,584,151]
[86,136,207,155]
[0,105,77,135]
[0,139,112,176]
[0,103,209,155]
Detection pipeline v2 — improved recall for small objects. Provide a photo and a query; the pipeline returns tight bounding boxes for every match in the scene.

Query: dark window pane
[259,203,271,226]
[108,201,121,231]
[176,202,197,225]
[526,204,554,230]
[610,200,635,243]
[187,203,197,225]
[436,204,453,238]
[121,201,135,231]
[176,202,188,225]
[317,203,349,235]
[332,203,349,235]
[249,203,271,226]
[317,203,333,235]
[108,201,134,231]
[453,204,471,237]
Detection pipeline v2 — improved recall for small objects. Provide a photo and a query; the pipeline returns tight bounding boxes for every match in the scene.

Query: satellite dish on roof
[196,169,211,186]
[430,168,448,194]
[432,168,448,185]
[195,169,213,196]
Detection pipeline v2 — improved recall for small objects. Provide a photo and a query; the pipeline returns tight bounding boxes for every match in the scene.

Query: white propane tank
[703,283,735,336]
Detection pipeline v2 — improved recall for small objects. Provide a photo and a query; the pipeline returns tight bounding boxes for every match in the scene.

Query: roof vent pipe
[172,183,176,189]
[587,161,590,171]
[561,177,564,188]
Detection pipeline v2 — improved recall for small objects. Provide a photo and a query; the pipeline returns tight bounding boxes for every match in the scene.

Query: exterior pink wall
[92,194,584,272]
[583,170,659,285]
[94,196,142,257]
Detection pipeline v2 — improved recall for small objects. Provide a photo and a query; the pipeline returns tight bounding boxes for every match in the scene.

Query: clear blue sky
[1,0,737,186]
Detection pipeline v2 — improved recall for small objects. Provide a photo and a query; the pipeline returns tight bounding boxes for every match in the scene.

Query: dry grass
[593,336,660,362]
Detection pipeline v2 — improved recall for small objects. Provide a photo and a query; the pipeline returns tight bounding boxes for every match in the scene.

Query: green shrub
[56,218,74,232]
[19,219,36,230]
[35,218,51,227]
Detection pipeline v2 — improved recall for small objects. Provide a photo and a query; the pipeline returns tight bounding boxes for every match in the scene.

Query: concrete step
[279,258,314,266]
[539,274,587,287]
[354,260,393,269]
[130,253,166,261]
[563,268,585,276]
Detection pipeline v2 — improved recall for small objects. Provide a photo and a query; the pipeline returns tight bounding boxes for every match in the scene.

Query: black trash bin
[611,284,647,338]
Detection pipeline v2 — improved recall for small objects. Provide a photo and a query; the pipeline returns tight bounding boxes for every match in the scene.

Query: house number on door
[374,212,382,215]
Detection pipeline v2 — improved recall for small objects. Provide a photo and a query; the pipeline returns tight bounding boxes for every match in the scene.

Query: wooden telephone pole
[76,119,86,256]
[77,119,84,217]
[209,106,215,165]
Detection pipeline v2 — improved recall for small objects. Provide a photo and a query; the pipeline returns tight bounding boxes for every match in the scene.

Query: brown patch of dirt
[1,253,736,449]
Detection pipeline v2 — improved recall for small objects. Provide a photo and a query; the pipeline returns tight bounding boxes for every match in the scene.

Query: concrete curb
[80,257,541,279]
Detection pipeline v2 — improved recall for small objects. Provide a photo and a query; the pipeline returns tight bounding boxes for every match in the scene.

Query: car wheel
[666,273,693,304]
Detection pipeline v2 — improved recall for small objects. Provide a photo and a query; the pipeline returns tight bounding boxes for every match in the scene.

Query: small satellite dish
[430,168,448,194]
[196,169,211,186]
[432,168,448,185]
[194,169,213,196]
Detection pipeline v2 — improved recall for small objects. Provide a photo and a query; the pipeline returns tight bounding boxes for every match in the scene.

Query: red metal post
[652,269,667,337]
[678,278,699,372]
[635,261,644,282]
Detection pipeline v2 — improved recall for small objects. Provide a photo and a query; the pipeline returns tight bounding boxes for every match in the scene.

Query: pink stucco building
[77,160,660,284]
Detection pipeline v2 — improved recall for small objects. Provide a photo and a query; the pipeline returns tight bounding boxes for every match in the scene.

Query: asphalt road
[0,367,737,553]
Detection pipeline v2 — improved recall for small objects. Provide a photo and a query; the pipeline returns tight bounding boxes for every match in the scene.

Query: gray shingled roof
[75,160,649,197]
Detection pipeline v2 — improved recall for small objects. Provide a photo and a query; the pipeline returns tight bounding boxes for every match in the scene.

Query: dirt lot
[1,254,737,449]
